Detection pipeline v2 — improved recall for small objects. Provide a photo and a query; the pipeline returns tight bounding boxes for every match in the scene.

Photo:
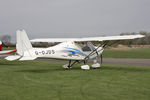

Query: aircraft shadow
[16,69,58,73]
[15,65,150,73]
[0,63,22,66]
[15,67,82,73]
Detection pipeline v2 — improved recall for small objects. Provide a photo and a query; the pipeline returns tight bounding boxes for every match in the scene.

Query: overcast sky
[0,0,150,42]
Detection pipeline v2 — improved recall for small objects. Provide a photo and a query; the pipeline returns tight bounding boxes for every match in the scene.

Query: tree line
[119,31,150,45]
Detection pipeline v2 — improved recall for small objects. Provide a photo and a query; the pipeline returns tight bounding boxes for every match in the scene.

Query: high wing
[30,35,144,42]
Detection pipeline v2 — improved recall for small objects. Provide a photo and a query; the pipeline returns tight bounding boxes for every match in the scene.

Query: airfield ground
[103,48,150,59]
[0,47,150,100]
[0,60,150,100]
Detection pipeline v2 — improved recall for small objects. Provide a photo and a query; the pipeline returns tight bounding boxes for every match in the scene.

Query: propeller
[2,42,8,48]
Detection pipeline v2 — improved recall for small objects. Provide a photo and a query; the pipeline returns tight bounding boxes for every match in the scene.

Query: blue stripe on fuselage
[64,47,87,57]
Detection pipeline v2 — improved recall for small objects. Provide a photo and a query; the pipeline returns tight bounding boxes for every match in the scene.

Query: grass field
[0,60,150,100]
[103,48,150,59]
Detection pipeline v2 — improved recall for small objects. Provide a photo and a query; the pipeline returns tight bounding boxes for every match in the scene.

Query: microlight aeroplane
[5,30,144,70]
[0,41,16,54]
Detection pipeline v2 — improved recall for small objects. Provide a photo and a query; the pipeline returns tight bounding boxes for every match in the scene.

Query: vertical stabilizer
[0,41,2,51]
[16,30,33,56]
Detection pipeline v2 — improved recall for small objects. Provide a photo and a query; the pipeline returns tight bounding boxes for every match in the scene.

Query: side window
[82,45,91,51]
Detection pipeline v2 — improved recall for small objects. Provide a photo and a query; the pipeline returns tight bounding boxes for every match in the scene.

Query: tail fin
[5,30,36,61]
[0,41,2,51]
[16,30,33,56]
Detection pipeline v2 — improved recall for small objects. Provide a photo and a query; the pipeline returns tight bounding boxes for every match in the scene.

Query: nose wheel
[91,59,101,69]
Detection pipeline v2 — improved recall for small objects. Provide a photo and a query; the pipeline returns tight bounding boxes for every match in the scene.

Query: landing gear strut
[62,60,79,69]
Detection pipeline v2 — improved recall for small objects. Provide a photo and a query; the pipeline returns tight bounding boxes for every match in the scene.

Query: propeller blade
[2,42,8,48]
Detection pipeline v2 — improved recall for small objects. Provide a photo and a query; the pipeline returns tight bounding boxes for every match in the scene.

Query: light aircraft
[5,30,144,70]
[0,41,16,54]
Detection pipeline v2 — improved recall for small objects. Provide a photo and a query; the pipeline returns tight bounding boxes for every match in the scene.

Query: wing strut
[84,40,121,63]
[84,41,109,61]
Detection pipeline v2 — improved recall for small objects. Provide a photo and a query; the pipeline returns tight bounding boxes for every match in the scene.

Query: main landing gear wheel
[62,64,72,69]
[81,65,90,70]
[62,60,78,69]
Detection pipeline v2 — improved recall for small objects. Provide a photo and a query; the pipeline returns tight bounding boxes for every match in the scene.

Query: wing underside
[30,35,144,43]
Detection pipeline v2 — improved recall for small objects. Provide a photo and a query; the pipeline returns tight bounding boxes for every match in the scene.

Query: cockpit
[76,42,95,52]
[82,45,92,51]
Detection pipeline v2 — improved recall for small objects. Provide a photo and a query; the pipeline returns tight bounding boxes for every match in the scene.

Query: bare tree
[1,35,11,43]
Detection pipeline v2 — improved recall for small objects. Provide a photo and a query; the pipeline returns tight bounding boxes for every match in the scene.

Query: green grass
[0,60,150,100]
[103,48,150,59]
[1,47,16,50]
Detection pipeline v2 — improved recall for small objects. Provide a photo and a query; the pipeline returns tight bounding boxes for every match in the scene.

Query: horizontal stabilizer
[5,55,21,61]
[19,57,37,61]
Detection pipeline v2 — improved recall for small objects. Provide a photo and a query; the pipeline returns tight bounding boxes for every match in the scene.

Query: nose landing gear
[91,59,100,69]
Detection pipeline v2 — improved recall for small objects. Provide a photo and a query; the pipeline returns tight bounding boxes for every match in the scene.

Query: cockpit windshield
[75,42,95,52]
[82,45,92,51]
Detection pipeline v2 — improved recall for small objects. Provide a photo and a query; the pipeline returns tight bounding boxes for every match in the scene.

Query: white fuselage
[23,41,103,60]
